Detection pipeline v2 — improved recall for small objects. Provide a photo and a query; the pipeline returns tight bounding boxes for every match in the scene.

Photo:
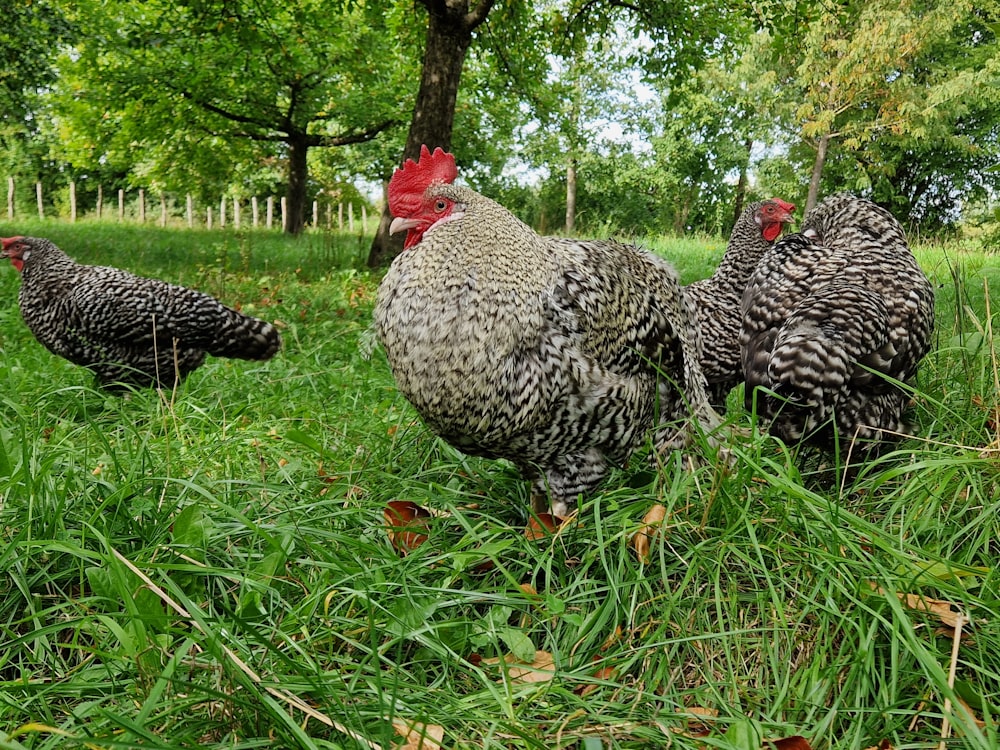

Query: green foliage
[0,0,73,127]
[748,0,1000,225]
[6,0,1000,245]
[51,0,418,203]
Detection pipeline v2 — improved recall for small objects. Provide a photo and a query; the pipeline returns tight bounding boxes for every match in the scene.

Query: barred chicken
[739,194,934,455]
[1,236,281,389]
[686,198,795,409]
[374,146,722,517]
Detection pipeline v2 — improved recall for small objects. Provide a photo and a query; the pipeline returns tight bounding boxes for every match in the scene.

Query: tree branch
[178,90,278,133]
[465,0,497,29]
[309,120,399,148]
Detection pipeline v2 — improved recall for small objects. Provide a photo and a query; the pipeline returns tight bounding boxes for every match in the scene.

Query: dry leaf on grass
[667,706,718,738]
[631,504,667,563]
[384,500,432,555]
[519,583,539,598]
[573,656,618,697]
[765,736,812,750]
[898,592,967,629]
[871,584,969,629]
[863,741,893,750]
[525,513,559,540]
[482,649,557,683]
[956,696,987,731]
[391,718,444,750]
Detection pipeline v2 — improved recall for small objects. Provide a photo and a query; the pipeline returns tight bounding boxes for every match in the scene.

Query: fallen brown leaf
[573,661,618,697]
[384,501,431,555]
[525,513,559,541]
[519,583,539,598]
[631,504,667,563]
[899,592,966,629]
[956,696,987,732]
[391,718,444,750]
[668,706,717,738]
[482,650,557,683]
[868,583,972,630]
[862,741,893,750]
[765,736,812,750]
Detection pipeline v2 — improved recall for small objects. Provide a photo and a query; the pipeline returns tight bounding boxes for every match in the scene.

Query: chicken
[1,236,281,389]
[739,194,935,455]
[686,198,795,409]
[374,146,723,518]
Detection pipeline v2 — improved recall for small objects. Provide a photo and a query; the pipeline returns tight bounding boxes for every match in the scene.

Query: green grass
[0,220,997,749]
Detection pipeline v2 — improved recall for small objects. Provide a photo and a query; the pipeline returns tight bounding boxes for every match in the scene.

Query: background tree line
[3,0,999,265]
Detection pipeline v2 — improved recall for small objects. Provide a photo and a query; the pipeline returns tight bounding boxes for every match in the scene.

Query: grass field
[0,219,997,750]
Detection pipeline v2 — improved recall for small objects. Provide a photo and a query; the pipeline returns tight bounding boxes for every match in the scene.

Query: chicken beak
[389,217,422,236]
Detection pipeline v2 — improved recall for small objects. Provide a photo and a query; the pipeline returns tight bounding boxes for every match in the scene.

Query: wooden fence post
[207,206,213,230]
[233,197,240,229]
[280,196,287,232]
[186,194,193,228]
[338,203,343,230]
[251,196,259,227]
[36,182,44,219]
[6,177,13,219]
[69,181,77,222]
[348,202,354,232]
[96,185,103,219]
[160,194,167,227]
[312,200,318,228]
[266,196,274,229]
[219,197,226,228]
[138,188,146,223]
[118,189,125,221]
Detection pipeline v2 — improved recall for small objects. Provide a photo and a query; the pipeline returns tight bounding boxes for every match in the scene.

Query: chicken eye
[434,199,448,212]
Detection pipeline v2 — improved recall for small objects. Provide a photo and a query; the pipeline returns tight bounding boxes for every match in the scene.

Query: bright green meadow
[0,220,997,749]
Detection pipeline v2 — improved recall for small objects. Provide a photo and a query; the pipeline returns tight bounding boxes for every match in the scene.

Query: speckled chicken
[739,194,934,454]
[686,198,795,409]
[374,146,722,517]
[1,236,281,389]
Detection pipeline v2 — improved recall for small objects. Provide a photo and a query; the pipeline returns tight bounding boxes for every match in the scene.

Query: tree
[759,0,1000,213]
[1,0,75,213]
[1,0,72,132]
[56,0,414,234]
[366,0,498,267]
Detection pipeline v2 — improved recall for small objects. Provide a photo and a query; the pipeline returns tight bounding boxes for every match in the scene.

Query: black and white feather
[686,199,794,409]
[375,179,723,518]
[2,236,281,388]
[739,194,934,453]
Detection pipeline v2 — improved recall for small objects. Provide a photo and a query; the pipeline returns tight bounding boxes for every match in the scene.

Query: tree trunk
[565,156,577,233]
[731,137,752,227]
[806,134,830,215]
[367,0,494,267]
[285,134,310,236]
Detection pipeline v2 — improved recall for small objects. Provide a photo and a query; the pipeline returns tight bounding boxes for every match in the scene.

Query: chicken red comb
[388,146,458,217]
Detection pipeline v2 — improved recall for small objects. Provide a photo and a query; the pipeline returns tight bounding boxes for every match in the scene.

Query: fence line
[5,178,372,232]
